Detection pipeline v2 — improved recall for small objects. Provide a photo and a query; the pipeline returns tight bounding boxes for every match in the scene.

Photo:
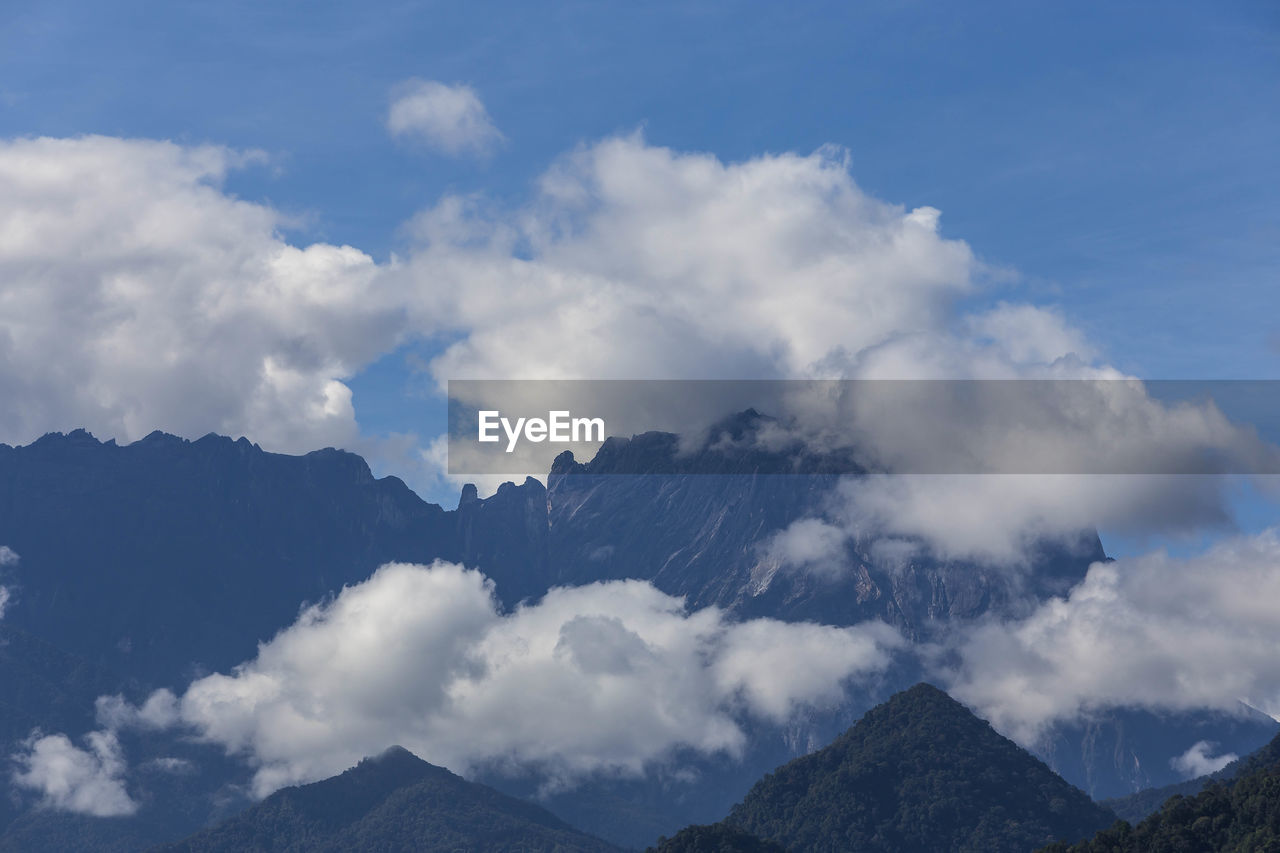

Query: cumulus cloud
[1,131,1271,559]
[0,136,402,453]
[387,80,503,156]
[1171,741,1238,778]
[938,530,1280,745]
[406,137,975,384]
[401,137,1272,562]
[11,731,136,817]
[111,561,900,797]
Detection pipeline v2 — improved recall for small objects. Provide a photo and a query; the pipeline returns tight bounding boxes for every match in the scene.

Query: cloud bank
[115,561,901,797]
[0,132,1272,561]
[940,530,1280,745]
[0,136,401,453]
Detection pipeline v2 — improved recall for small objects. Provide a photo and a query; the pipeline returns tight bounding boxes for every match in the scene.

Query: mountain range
[0,426,1275,850]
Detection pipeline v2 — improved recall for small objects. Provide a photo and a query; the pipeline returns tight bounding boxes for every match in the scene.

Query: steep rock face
[1036,705,1280,800]
[546,416,1105,637]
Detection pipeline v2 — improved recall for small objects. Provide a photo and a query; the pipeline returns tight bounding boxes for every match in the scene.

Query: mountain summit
[153,746,619,853]
[724,683,1116,853]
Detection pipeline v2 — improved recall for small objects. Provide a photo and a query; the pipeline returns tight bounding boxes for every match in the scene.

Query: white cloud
[939,530,1280,745]
[1171,741,1238,778]
[0,545,16,619]
[758,518,850,579]
[0,136,402,453]
[117,561,900,797]
[11,731,136,817]
[400,136,1272,561]
[0,131,1270,560]
[406,137,975,385]
[387,80,503,156]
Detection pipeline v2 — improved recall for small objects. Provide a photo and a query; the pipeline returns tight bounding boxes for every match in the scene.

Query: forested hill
[151,746,620,853]
[722,683,1115,853]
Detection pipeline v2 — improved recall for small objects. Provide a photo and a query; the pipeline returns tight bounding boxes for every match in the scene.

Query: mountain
[151,746,619,853]
[0,430,548,688]
[0,420,1102,688]
[721,683,1116,853]
[648,824,786,853]
[1034,704,1279,800]
[1040,730,1280,853]
[546,411,1105,638]
[0,425,1258,848]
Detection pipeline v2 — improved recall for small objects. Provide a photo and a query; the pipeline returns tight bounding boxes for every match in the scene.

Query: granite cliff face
[543,412,1105,638]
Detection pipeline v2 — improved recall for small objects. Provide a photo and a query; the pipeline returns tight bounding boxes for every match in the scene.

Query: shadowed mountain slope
[722,683,1116,853]
[152,746,620,853]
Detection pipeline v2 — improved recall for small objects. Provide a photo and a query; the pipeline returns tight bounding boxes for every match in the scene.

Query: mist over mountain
[550,408,1105,634]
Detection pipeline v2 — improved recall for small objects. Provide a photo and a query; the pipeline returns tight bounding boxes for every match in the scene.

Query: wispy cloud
[387,79,503,157]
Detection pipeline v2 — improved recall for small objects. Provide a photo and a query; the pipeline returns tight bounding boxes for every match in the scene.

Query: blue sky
[2,0,1278,522]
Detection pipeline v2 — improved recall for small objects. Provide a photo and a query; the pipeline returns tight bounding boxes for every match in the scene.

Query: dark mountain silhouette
[1040,729,1280,853]
[721,683,1115,853]
[150,746,619,853]
[0,429,547,687]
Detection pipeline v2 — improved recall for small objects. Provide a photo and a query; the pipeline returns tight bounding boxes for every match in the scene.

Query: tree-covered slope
[724,683,1115,853]
[152,746,619,853]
